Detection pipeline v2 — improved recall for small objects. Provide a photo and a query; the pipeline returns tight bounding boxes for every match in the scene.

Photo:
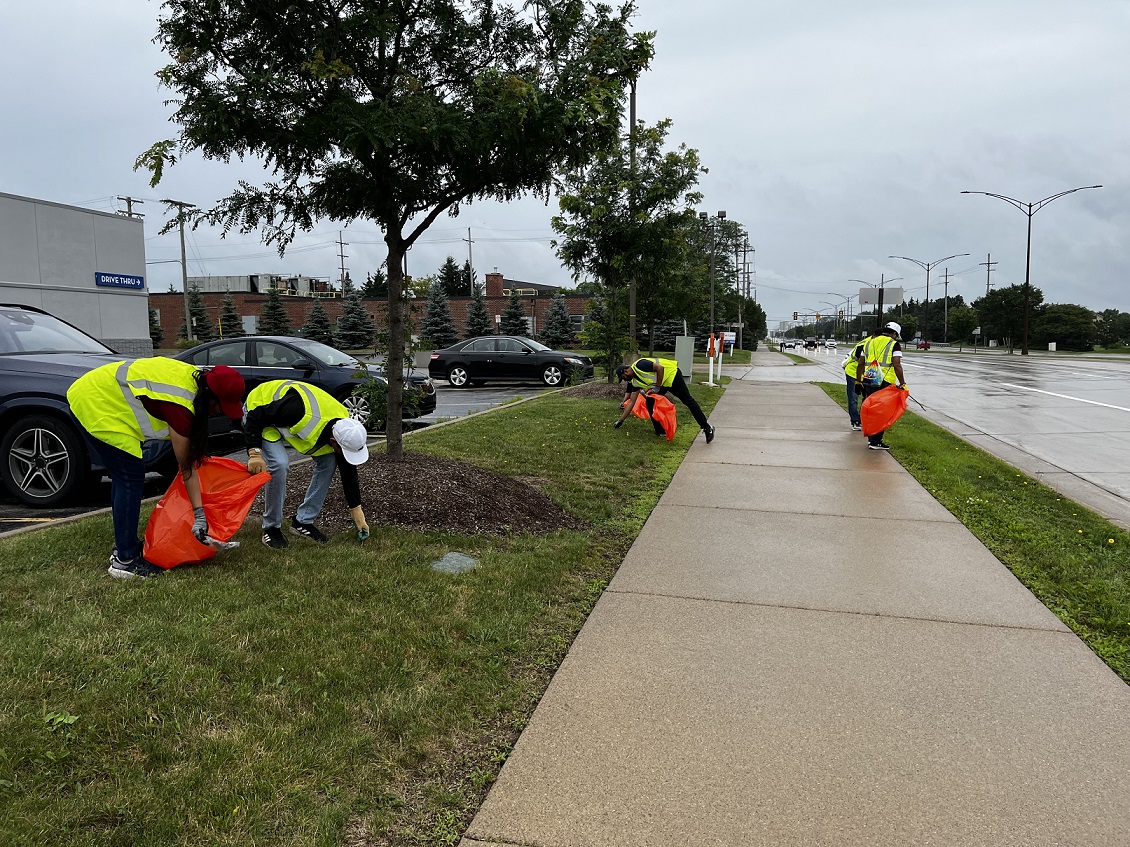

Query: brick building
[149,271,590,348]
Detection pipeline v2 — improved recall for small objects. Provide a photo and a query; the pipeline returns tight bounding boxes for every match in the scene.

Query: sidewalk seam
[656,501,959,523]
[603,587,1071,635]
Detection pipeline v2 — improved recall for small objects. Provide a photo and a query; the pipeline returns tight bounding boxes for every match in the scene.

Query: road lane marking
[998,382,1130,413]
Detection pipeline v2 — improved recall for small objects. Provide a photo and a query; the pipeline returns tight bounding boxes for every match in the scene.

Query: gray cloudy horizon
[2,0,1126,328]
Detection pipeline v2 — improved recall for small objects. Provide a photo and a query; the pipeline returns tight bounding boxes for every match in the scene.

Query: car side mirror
[290,358,315,371]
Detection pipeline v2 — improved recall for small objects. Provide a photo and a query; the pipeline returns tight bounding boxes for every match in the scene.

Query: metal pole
[628,77,637,353]
[1023,205,1033,355]
[179,217,191,341]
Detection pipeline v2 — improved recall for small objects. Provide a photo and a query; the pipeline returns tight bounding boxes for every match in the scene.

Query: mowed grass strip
[817,381,1130,683]
[0,382,722,847]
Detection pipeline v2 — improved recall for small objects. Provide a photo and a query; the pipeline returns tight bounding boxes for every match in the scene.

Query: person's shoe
[262,526,289,549]
[851,423,862,431]
[868,442,891,451]
[108,553,165,579]
[290,516,329,544]
[704,425,715,444]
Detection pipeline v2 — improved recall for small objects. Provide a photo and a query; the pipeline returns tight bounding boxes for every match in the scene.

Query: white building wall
[0,192,151,355]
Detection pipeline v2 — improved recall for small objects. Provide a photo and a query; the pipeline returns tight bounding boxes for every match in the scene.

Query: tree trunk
[385,238,406,461]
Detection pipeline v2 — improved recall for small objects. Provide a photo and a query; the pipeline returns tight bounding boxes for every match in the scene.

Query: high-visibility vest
[628,357,678,391]
[245,380,347,456]
[843,341,867,379]
[67,357,200,458]
[860,335,898,386]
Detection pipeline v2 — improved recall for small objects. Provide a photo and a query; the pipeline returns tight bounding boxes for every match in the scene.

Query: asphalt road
[763,346,1130,530]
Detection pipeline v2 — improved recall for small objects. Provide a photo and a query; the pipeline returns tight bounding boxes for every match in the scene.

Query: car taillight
[430,353,440,359]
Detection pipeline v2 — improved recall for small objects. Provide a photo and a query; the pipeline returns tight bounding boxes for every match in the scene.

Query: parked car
[175,336,437,429]
[0,304,176,506]
[824,339,838,349]
[915,339,931,350]
[429,336,594,388]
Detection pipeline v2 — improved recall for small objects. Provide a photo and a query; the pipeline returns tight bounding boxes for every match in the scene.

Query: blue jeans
[83,434,146,561]
[845,375,860,426]
[259,438,337,529]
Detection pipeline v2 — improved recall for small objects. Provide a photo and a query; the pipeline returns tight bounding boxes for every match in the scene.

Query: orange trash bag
[143,456,270,569]
[860,385,909,438]
[631,392,678,441]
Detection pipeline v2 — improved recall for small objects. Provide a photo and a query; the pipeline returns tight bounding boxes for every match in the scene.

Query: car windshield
[0,308,114,355]
[288,338,358,367]
[516,338,551,351]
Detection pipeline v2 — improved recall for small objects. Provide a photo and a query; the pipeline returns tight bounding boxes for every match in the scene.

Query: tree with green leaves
[499,290,529,336]
[460,260,478,297]
[464,283,494,339]
[258,286,292,336]
[303,299,336,346]
[1096,309,1130,349]
[436,257,464,299]
[947,306,979,350]
[219,291,244,339]
[337,290,375,351]
[187,284,215,341]
[541,293,575,349]
[1032,304,1097,351]
[148,307,165,349]
[361,269,387,299]
[580,295,628,377]
[419,279,459,348]
[139,0,651,460]
[974,284,1041,353]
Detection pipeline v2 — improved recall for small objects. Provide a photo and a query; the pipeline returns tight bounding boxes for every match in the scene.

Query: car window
[255,341,304,367]
[205,342,247,366]
[497,338,525,353]
[182,347,210,366]
[0,307,114,355]
[465,338,496,352]
[288,338,356,367]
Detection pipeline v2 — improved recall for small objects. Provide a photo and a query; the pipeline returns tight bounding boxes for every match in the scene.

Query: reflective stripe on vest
[629,358,678,391]
[246,379,348,455]
[862,336,897,384]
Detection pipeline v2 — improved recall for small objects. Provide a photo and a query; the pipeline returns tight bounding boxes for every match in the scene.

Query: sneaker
[851,423,862,431]
[868,442,891,451]
[290,516,329,544]
[262,526,289,549]
[108,553,165,579]
[704,425,715,444]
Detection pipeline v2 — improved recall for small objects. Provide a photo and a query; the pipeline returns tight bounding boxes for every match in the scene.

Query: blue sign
[95,272,145,290]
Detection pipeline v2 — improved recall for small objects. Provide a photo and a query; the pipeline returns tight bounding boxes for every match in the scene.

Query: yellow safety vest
[245,380,347,456]
[843,341,867,379]
[629,358,678,391]
[67,357,200,458]
[860,335,898,386]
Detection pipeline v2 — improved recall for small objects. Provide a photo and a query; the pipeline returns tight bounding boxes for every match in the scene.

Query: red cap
[204,365,246,419]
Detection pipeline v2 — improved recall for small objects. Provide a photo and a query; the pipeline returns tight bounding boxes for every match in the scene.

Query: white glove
[192,507,209,543]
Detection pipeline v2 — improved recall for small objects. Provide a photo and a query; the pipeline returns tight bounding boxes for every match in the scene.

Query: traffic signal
[793,311,798,320]
[816,313,821,320]
[839,310,844,319]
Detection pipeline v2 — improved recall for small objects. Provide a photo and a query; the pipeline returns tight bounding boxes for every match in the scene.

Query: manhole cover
[431,552,479,574]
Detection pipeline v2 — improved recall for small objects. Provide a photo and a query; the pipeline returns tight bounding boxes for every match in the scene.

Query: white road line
[998,382,1130,413]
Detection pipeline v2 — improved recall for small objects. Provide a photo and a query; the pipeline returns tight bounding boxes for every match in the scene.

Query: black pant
[861,381,892,445]
[658,372,710,430]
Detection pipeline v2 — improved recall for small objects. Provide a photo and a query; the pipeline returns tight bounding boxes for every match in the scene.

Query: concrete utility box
[674,335,695,378]
[0,192,151,355]
[1048,342,1057,352]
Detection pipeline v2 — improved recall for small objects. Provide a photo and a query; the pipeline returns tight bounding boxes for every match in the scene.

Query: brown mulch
[561,380,626,400]
[281,452,585,536]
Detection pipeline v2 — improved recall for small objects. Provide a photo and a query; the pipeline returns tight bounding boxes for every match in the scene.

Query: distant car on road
[804,337,818,349]
[175,336,437,429]
[0,304,175,507]
[915,340,931,350]
[428,336,593,388]
[824,339,838,349]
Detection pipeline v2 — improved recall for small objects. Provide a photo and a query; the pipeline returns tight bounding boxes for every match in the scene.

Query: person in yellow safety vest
[67,359,247,579]
[613,357,715,443]
[243,380,371,548]
[842,329,876,432]
[854,321,908,451]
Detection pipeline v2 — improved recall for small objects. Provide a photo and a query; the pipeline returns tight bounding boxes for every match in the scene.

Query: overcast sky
[3,0,1127,328]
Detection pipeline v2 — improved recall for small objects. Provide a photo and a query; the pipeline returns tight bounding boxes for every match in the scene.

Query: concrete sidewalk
[461,373,1130,846]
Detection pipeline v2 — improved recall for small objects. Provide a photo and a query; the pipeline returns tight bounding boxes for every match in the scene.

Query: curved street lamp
[961,185,1101,355]
[888,253,969,345]
[849,276,902,331]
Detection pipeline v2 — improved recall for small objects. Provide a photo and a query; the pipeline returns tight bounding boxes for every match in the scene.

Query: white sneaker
[851,423,862,431]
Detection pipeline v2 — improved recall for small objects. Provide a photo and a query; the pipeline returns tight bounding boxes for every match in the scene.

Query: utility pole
[463,227,475,294]
[940,268,953,341]
[337,231,350,293]
[980,253,997,298]
[116,196,144,219]
[627,77,638,354]
[161,199,197,341]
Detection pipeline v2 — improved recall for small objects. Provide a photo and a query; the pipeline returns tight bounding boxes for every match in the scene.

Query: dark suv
[0,304,173,506]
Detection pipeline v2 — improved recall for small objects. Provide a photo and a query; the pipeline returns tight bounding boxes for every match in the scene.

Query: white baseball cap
[332,418,370,465]
[884,321,902,337]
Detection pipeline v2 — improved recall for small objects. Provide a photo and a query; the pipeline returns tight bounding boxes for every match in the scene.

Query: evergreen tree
[464,282,495,339]
[337,290,375,350]
[303,298,335,346]
[361,269,388,299]
[499,290,529,336]
[258,286,292,335]
[419,279,459,348]
[541,292,575,348]
[219,291,244,338]
[437,256,464,299]
[460,260,478,296]
[148,307,165,349]
[187,283,215,341]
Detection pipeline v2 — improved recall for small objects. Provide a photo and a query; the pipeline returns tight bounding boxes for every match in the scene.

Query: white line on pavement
[998,382,1130,414]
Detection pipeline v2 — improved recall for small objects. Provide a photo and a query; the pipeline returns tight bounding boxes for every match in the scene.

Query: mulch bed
[561,380,626,400]
[280,452,585,536]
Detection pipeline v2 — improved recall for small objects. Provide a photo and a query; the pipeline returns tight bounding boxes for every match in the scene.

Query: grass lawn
[0,382,723,846]
[817,382,1130,684]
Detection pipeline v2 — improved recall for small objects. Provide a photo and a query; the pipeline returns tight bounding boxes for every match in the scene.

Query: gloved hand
[613,419,624,429]
[854,382,863,396]
[899,383,908,391]
[192,507,209,543]
[246,448,266,475]
[350,505,369,542]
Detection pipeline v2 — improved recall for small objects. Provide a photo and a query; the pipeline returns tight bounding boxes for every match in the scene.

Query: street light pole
[161,198,197,342]
[889,252,969,345]
[962,185,1101,355]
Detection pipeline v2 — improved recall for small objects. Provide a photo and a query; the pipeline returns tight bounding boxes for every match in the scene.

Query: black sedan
[428,336,593,388]
[174,336,437,428]
[0,304,175,507]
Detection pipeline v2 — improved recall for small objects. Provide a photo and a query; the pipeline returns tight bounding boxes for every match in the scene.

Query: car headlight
[564,357,583,365]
